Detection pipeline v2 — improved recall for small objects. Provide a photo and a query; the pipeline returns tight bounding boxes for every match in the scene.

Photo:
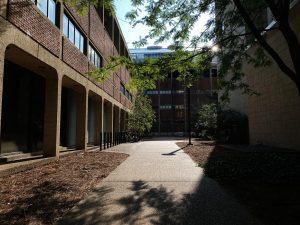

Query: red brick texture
[64,3,89,35]
[8,0,60,57]
[63,37,88,74]
[6,1,131,107]
[89,7,105,54]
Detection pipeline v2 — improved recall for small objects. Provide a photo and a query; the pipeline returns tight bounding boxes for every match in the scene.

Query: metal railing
[99,132,128,150]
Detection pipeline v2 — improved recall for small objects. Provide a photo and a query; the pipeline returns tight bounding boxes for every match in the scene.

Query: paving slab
[58,139,262,225]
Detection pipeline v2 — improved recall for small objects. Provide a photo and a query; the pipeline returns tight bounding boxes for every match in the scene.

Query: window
[211,68,218,77]
[160,105,172,110]
[35,0,57,24]
[175,105,184,109]
[88,45,102,68]
[64,13,85,53]
[160,90,171,95]
[120,83,125,95]
[125,89,130,98]
[146,90,159,95]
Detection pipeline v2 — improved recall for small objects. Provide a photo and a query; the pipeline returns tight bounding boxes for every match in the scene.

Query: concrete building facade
[0,0,132,158]
[130,46,218,136]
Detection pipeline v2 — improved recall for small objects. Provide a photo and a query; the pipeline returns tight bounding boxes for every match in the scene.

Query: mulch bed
[176,141,300,225]
[0,150,128,225]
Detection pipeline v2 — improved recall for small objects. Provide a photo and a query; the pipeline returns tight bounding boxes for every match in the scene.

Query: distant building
[129,46,218,136]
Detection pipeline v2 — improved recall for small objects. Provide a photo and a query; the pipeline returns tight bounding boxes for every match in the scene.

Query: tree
[127,94,155,137]
[123,0,300,101]
[195,103,218,140]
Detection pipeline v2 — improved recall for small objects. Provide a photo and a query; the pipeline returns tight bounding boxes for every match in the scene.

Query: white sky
[114,0,211,49]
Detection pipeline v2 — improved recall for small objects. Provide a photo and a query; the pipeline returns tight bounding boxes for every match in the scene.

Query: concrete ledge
[0,157,57,178]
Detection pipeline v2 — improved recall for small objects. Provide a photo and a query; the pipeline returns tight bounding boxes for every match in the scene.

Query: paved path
[58,139,262,225]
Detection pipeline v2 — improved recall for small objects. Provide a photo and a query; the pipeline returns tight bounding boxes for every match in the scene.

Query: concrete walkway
[58,139,262,225]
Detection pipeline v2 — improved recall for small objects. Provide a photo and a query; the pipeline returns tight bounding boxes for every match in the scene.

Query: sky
[114,0,211,49]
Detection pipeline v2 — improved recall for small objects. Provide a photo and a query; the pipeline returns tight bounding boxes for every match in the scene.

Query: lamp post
[187,86,192,145]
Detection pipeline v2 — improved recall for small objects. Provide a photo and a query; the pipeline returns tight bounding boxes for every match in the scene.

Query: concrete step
[0,151,43,163]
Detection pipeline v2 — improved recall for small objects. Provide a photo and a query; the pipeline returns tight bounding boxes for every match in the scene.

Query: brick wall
[8,0,60,57]
[89,7,105,54]
[63,37,88,74]
[244,3,300,149]
[64,3,89,34]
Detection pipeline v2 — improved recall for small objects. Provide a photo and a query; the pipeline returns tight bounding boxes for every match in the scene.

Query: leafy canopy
[124,0,300,101]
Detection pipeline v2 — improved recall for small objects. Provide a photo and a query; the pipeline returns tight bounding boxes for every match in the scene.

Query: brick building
[130,46,218,136]
[0,0,133,158]
[224,0,300,149]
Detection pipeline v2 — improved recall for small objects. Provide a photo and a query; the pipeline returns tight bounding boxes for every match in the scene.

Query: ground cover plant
[0,151,128,225]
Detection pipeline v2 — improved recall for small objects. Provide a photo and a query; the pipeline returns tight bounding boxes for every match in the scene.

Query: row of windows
[159,105,184,110]
[160,105,172,110]
[32,0,56,24]
[35,0,103,68]
[63,14,85,53]
[146,90,186,95]
[88,45,102,68]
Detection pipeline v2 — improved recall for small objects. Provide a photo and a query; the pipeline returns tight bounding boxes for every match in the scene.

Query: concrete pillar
[94,98,102,145]
[0,48,5,149]
[76,89,87,150]
[43,76,62,158]
[87,98,96,144]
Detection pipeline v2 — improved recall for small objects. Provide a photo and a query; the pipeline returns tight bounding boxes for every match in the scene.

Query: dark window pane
[63,15,68,36]
[69,22,75,43]
[211,68,218,77]
[37,0,47,16]
[48,0,56,24]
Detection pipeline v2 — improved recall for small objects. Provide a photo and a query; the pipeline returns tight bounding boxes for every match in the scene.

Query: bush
[195,103,249,143]
[218,110,249,144]
[195,103,217,140]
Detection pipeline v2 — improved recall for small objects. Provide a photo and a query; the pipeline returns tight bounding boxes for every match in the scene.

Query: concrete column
[76,89,87,150]
[0,48,5,150]
[101,99,104,135]
[94,98,102,145]
[43,76,62,158]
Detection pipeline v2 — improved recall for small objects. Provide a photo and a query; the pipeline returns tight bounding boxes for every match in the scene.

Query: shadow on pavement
[200,143,300,225]
[58,179,259,225]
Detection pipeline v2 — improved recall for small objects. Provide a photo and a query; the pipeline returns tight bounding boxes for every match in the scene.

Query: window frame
[34,0,57,25]
[63,13,86,53]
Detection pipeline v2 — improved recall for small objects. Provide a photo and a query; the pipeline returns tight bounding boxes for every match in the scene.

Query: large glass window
[36,0,56,24]
[63,15,68,37]
[88,45,102,68]
[64,14,85,53]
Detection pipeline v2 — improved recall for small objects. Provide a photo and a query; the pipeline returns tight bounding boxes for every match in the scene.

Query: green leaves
[127,94,155,135]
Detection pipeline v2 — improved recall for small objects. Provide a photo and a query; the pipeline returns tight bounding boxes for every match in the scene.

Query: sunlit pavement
[58,138,262,225]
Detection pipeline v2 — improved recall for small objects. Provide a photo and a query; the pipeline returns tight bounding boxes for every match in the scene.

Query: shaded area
[177,141,300,225]
[0,151,128,225]
[59,180,259,225]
